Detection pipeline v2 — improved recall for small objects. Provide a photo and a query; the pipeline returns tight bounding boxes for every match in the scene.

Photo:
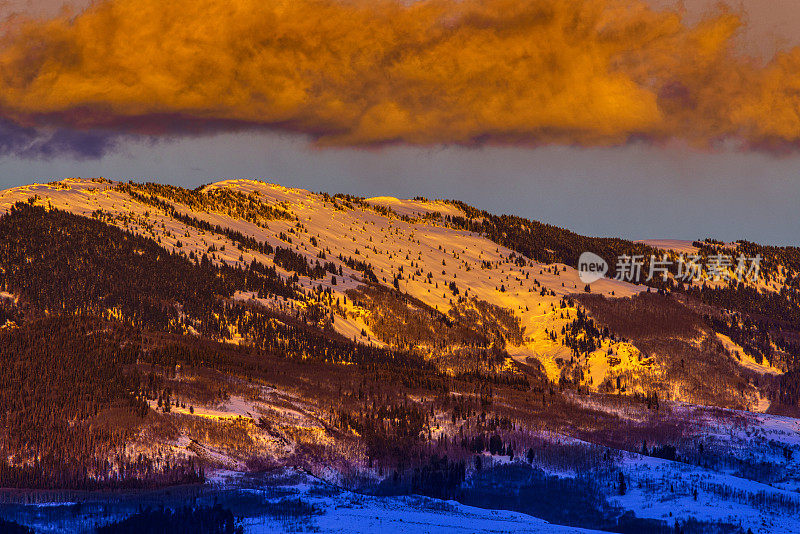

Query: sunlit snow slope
[0,177,647,387]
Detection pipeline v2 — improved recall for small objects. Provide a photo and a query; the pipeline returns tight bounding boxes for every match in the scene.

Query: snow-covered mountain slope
[0,178,642,382]
[4,178,800,533]
[1,177,797,408]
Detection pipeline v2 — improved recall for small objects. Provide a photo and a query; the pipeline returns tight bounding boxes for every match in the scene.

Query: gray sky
[1,132,798,245]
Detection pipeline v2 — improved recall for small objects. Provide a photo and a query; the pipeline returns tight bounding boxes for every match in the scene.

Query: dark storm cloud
[2,0,800,157]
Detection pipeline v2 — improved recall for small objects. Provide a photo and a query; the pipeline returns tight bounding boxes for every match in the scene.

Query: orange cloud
[0,0,797,152]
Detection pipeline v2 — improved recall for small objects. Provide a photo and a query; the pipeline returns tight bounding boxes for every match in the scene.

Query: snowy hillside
[0,178,642,382]
[2,177,800,533]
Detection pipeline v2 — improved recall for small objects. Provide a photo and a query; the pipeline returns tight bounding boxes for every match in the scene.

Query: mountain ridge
[0,177,800,532]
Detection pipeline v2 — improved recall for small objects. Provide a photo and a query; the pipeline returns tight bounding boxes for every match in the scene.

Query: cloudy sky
[0,0,799,244]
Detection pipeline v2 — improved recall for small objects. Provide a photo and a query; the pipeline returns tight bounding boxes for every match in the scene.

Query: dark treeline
[337,253,379,282]
[348,285,508,354]
[274,246,337,280]
[442,200,669,284]
[705,313,776,366]
[685,285,800,407]
[335,404,429,464]
[561,306,609,358]
[709,240,800,287]
[0,315,203,489]
[687,283,800,330]
[0,518,32,534]
[578,292,762,408]
[0,298,23,326]
[777,370,800,407]
[142,305,450,392]
[122,184,371,287]
[97,504,241,534]
[345,284,531,386]
[443,199,800,321]
[119,184,280,259]
[0,202,293,335]
[122,181,292,225]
